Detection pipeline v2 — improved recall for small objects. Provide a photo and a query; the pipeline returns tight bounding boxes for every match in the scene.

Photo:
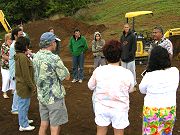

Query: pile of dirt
[24,17,106,59]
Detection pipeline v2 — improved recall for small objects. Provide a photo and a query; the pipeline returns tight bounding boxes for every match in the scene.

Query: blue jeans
[72,53,84,80]
[18,97,30,128]
[11,90,19,112]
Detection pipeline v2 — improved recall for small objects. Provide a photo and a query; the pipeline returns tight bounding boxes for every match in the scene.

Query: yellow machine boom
[0,10,11,33]
[164,28,180,38]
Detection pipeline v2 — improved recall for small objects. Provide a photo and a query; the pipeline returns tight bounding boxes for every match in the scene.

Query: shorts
[39,98,68,126]
[94,102,129,129]
[143,106,176,135]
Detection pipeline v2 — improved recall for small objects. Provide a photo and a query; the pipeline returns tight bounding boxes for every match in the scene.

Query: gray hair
[154,26,164,34]
[39,40,51,48]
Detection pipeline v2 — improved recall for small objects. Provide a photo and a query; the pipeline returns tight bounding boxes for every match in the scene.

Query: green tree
[0,0,97,25]
[1,0,49,24]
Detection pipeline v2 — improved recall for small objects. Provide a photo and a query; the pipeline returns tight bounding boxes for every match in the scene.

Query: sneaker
[78,79,83,83]
[28,120,33,124]
[19,126,35,131]
[3,93,9,99]
[71,79,78,83]
[11,111,18,115]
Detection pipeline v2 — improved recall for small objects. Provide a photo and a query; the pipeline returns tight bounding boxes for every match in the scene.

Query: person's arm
[20,55,36,90]
[92,40,97,53]
[55,57,70,81]
[139,74,149,94]
[120,35,122,42]
[68,37,73,54]
[167,41,173,61]
[96,39,105,51]
[88,70,96,91]
[83,37,88,52]
[169,54,173,61]
[92,40,100,53]
[131,34,137,57]
[2,54,9,60]
[9,44,15,79]
[1,44,9,60]
[128,72,135,93]
[9,44,15,60]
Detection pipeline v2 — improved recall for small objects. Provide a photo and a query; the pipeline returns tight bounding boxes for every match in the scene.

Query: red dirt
[0,17,180,135]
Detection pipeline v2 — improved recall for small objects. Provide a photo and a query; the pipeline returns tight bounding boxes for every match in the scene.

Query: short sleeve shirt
[33,50,69,105]
[1,43,10,69]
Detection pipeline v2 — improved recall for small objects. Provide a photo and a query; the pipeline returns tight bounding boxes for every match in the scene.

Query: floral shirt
[33,50,70,105]
[1,42,10,69]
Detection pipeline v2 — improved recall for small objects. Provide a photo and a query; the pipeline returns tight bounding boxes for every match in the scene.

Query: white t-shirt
[139,67,179,107]
[88,64,134,111]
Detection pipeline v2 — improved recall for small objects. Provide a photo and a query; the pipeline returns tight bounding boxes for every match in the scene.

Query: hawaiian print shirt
[1,42,10,69]
[33,50,69,105]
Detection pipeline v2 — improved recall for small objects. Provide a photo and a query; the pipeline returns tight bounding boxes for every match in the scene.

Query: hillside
[0,1,180,135]
[0,0,179,57]
[75,0,180,39]
[24,17,106,60]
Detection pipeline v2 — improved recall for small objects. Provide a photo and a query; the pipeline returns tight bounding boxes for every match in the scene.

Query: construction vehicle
[0,10,11,33]
[125,11,153,64]
[164,28,180,57]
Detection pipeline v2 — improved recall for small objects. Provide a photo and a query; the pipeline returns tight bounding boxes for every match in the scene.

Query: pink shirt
[88,64,134,111]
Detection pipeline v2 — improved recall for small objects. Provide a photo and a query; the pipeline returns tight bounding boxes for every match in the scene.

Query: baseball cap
[39,32,61,48]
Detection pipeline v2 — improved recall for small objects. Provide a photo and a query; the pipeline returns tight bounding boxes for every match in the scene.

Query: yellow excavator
[125,11,180,63]
[0,10,11,33]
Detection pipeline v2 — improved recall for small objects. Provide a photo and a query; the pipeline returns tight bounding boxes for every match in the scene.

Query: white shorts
[94,102,129,129]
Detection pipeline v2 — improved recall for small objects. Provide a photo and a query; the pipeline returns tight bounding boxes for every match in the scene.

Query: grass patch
[78,0,180,32]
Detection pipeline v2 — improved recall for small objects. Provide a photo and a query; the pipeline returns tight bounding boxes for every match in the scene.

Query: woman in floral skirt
[139,46,179,134]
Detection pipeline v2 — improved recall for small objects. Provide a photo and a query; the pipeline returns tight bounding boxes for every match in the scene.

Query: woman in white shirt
[139,46,179,135]
[88,40,134,135]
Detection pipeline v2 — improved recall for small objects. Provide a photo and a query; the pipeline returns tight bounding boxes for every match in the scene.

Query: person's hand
[25,49,32,55]
[32,86,37,95]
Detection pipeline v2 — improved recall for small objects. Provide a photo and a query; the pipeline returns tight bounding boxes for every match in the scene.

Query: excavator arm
[0,10,11,33]
[164,28,180,38]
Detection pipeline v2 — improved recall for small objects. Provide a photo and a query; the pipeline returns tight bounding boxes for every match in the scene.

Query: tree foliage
[0,0,97,25]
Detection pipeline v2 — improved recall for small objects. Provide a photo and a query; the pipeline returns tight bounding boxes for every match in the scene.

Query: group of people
[88,25,179,135]
[0,23,179,135]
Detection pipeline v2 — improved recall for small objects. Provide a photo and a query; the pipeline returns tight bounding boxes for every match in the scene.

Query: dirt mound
[24,17,107,57]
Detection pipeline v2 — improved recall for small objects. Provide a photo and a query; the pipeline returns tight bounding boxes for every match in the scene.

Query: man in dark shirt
[120,23,137,89]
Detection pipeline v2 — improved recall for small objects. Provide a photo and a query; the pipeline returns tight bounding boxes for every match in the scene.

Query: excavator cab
[125,11,153,64]
[0,10,11,33]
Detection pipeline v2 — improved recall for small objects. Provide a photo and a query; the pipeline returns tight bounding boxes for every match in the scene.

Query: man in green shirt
[33,32,70,135]
[69,29,88,83]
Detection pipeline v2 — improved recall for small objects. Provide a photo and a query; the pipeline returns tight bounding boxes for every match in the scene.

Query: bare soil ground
[0,17,179,135]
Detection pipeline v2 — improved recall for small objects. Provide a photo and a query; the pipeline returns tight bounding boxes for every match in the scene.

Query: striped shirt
[158,37,173,55]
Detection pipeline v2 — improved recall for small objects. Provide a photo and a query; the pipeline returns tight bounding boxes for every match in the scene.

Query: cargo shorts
[39,98,68,126]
